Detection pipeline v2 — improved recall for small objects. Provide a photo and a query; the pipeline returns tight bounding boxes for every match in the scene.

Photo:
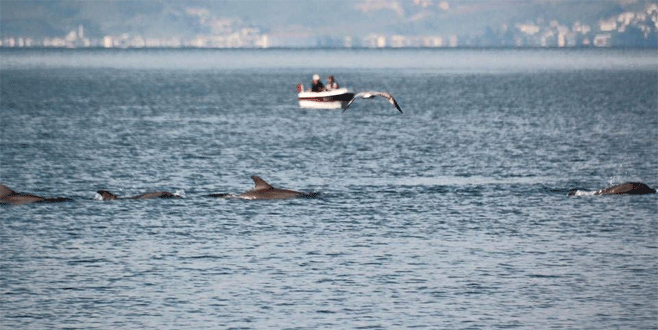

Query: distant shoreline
[1,46,657,50]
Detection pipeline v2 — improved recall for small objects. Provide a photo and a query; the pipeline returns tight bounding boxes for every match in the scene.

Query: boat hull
[298,88,355,110]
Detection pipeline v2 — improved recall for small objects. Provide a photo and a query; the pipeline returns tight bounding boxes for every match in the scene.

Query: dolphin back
[133,191,181,199]
[229,176,318,200]
[98,190,181,200]
[97,190,119,200]
[599,182,656,195]
[1,184,71,204]
[239,187,319,200]
[42,197,73,203]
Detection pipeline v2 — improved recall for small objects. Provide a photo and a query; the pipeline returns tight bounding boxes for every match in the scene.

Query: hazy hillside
[1,0,655,47]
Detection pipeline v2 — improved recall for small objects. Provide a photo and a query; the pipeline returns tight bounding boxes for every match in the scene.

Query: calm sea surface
[1,48,657,329]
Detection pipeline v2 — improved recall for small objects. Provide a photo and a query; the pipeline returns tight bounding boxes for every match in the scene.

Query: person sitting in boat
[326,75,339,90]
[310,74,325,92]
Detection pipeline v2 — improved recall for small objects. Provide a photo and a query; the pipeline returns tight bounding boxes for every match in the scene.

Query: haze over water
[1,48,657,329]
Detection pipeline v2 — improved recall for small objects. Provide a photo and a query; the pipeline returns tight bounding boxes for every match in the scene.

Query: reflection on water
[1,49,657,330]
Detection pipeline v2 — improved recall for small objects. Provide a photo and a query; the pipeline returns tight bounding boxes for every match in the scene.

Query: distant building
[448,35,458,47]
[363,34,387,48]
[424,36,443,47]
[573,22,591,34]
[377,35,386,48]
[618,12,635,26]
[343,36,353,48]
[593,34,612,47]
[103,36,113,48]
[517,23,540,36]
[599,19,617,32]
[390,35,407,48]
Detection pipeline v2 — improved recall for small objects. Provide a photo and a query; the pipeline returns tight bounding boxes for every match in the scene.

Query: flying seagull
[343,91,403,114]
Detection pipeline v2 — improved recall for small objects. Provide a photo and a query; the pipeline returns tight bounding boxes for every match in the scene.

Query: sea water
[1,48,657,329]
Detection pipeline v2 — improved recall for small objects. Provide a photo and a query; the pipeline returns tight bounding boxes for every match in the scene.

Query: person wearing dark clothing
[311,74,325,92]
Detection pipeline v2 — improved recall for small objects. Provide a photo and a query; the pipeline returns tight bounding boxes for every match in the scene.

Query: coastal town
[2,1,657,48]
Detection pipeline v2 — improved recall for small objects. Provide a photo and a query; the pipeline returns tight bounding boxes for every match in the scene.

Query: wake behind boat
[297,84,354,110]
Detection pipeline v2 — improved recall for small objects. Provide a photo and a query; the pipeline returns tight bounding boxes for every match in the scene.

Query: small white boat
[297,84,355,110]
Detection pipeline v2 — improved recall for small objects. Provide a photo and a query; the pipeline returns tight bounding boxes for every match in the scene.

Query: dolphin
[97,190,182,201]
[209,176,319,200]
[568,181,656,196]
[0,183,72,205]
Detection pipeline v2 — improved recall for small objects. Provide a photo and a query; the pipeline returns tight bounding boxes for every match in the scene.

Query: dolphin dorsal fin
[0,184,17,198]
[251,176,273,190]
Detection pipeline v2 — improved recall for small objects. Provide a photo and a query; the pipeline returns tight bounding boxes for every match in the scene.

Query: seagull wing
[342,92,369,112]
[342,91,402,114]
[372,92,403,114]
[343,96,357,111]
